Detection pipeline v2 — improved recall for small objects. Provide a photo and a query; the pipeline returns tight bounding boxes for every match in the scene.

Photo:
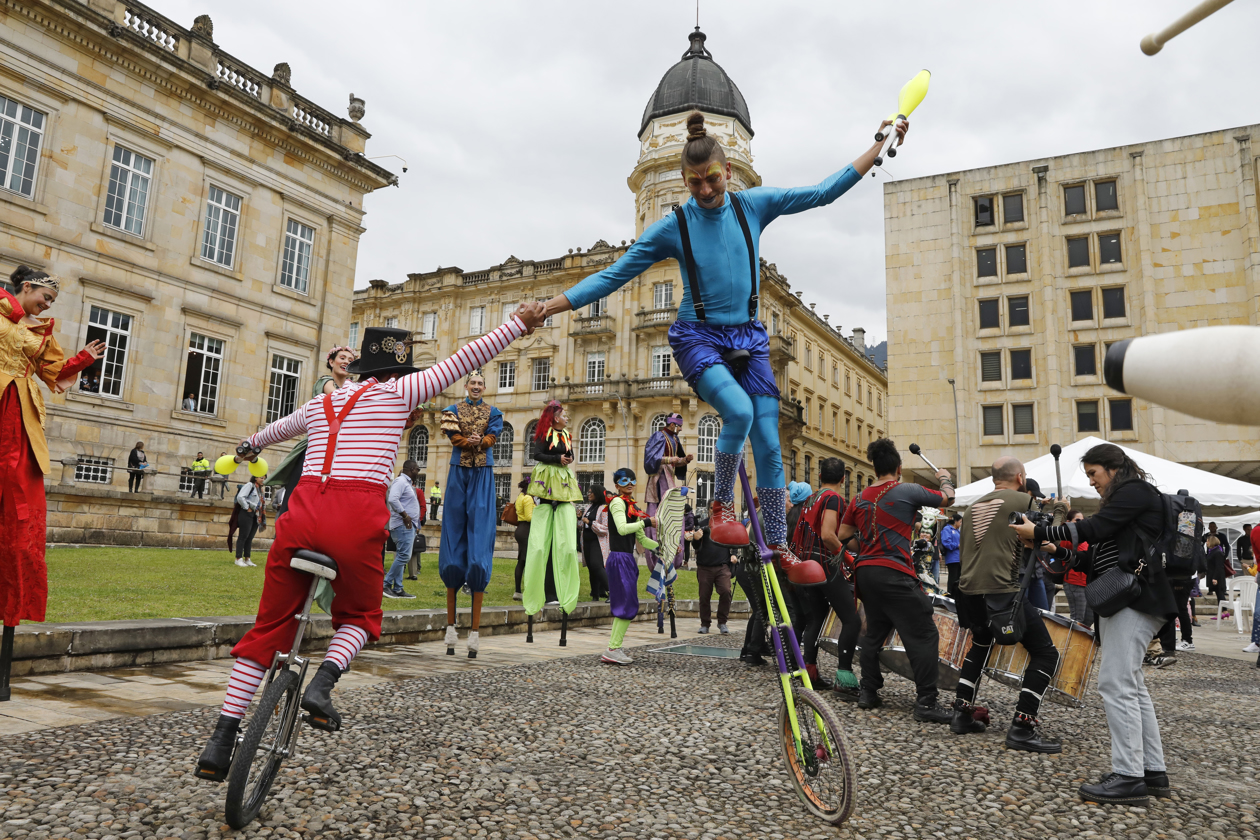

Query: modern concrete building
[1,0,394,545]
[884,125,1260,485]
[353,28,887,511]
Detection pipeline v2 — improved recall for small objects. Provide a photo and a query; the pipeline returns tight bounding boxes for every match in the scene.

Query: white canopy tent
[952,436,1260,516]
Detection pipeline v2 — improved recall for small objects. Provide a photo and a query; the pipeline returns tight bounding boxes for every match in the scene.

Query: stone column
[60,456,78,487]
[1232,134,1260,324]
[1129,151,1167,456]
[946,177,969,483]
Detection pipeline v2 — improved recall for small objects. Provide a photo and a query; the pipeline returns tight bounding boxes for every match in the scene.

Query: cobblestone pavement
[1,631,1257,840]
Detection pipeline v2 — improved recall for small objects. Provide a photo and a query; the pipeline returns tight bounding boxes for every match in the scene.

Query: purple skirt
[668,319,780,398]
[606,551,640,621]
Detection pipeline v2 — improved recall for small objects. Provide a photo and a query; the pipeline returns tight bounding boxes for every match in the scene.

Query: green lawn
[43,547,729,623]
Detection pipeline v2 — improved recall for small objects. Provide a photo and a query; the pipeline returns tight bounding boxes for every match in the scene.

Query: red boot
[709,499,749,547]
[771,542,827,586]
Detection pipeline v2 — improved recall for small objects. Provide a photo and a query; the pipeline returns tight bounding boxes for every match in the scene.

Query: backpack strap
[672,192,759,323]
[729,193,759,320]
[673,206,706,322]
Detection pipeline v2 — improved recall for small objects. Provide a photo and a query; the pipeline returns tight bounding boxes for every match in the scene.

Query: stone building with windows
[0,0,394,545]
[353,28,887,514]
[884,124,1260,485]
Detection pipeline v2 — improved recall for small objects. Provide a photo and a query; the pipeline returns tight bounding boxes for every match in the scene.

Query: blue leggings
[695,365,783,492]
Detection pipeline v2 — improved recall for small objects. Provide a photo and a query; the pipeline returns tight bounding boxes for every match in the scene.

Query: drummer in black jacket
[1013,443,1176,807]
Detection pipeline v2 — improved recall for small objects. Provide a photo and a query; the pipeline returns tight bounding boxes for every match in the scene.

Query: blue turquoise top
[564,164,862,326]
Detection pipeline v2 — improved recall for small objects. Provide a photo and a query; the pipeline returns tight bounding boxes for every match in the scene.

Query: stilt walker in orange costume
[0,266,103,700]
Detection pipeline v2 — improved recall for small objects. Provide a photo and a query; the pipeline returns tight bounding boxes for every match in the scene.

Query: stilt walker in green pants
[523,402,583,624]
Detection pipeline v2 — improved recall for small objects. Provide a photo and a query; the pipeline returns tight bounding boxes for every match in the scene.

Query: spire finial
[684,25,709,59]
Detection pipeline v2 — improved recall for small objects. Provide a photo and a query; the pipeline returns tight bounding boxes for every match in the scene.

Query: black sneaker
[857,689,882,710]
[1143,770,1171,799]
[1078,773,1148,805]
[393,586,416,600]
[913,698,952,724]
[383,584,402,599]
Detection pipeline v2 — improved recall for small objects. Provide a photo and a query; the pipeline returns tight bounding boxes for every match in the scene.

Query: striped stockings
[221,658,267,719]
[324,624,369,671]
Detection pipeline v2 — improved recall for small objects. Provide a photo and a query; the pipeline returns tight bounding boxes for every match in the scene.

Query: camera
[1008,500,1055,529]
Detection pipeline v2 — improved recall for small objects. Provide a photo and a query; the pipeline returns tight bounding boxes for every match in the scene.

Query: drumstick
[1050,444,1063,499]
[908,443,939,473]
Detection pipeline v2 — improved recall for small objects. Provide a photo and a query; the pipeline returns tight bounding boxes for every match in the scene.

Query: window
[532,358,551,391]
[977,248,997,278]
[978,298,1000,329]
[790,450,798,482]
[1010,349,1032,381]
[0,95,45,198]
[832,410,838,436]
[771,312,780,335]
[877,397,882,416]
[1101,286,1126,319]
[653,283,674,309]
[348,322,359,349]
[589,297,607,317]
[1005,243,1027,275]
[75,455,114,485]
[695,470,715,511]
[183,332,224,414]
[469,306,485,335]
[201,186,241,267]
[804,397,811,425]
[1067,236,1090,269]
[523,420,538,465]
[1099,233,1122,265]
[420,313,437,340]
[982,405,1004,436]
[818,403,824,432]
[501,302,518,325]
[80,305,132,397]
[867,386,872,406]
[103,146,153,236]
[1095,180,1118,212]
[586,351,605,383]
[578,417,605,463]
[408,426,429,466]
[1064,184,1086,216]
[651,345,671,378]
[844,371,851,394]
[1003,193,1024,224]
[1077,400,1100,433]
[980,351,1002,382]
[279,219,315,293]
[178,468,196,494]
[650,414,669,434]
[493,421,514,464]
[384,316,398,329]
[1073,344,1097,377]
[1008,296,1030,327]
[832,363,838,386]
[845,418,851,443]
[1070,289,1093,321]
[1012,403,1035,435]
[494,473,513,510]
[697,414,720,463]
[974,196,994,226]
[1110,398,1133,431]
[265,354,302,422]
[498,360,516,390]
[577,471,604,499]
[805,454,812,485]
[804,343,812,369]
[856,381,862,404]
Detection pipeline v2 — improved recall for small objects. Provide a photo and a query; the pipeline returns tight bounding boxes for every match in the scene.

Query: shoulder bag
[1085,558,1145,617]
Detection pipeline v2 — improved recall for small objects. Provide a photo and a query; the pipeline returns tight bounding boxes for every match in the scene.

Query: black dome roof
[639,28,753,139]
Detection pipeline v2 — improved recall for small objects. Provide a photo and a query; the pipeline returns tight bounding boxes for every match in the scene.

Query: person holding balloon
[539,108,913,580]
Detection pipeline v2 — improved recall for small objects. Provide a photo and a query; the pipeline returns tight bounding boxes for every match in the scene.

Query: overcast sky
[164,0,1260,344]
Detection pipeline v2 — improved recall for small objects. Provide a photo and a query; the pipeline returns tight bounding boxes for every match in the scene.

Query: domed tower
[629,28,761,237]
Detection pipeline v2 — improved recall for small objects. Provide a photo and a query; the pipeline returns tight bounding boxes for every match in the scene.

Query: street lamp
[947,378,962,487]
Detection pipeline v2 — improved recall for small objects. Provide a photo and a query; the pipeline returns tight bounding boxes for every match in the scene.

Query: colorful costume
[437,397,502,593]
[523,426,583,615]
[643,421,688,571]
[602,491,658,663]
[0,289,94,626]
[564,166,862,577]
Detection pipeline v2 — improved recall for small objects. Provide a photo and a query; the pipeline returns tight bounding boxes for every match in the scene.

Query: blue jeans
[385,525,415,590]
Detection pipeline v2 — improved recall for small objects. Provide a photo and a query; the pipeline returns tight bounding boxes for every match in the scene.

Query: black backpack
[1139,490,1203,576]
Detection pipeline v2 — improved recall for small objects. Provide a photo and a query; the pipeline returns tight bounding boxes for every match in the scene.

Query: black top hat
[346,327,418,378]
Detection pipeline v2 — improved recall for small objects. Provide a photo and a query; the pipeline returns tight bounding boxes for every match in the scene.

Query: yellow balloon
[890,69,931,120]
[247,456,269,478]
[214,454,239,475]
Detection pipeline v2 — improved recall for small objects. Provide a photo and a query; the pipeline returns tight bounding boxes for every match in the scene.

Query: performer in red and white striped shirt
[195,303,545,783]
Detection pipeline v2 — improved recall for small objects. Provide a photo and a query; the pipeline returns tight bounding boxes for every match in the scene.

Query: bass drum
[878,594,971,691]
[984,610,1098,707]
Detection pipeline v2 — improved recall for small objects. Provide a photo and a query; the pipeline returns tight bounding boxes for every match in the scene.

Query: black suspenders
[673,193,758,323]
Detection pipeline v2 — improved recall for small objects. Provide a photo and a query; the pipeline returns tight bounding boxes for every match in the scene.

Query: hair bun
[10,264,37,284]
[686,111,707,140]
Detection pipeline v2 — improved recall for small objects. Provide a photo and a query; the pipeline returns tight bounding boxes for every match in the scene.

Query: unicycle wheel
[224,668,300,829]
[778,687,856,825]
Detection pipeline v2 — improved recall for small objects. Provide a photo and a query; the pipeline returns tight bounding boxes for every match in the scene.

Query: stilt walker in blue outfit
[438,371,500,658]
[542,110,909,586]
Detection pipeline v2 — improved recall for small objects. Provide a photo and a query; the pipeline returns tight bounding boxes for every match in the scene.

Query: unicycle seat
[290,550,338,581]
[722,348,751,375]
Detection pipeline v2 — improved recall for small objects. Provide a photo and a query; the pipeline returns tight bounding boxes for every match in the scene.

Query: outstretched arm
[542,218,675,318]
[392,311,537,410]
[250,402,311,449]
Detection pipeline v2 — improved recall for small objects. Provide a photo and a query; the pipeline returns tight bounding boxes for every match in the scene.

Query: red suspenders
[318,386,370,489]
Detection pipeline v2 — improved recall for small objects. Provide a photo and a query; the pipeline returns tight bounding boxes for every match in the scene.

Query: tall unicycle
[739,458,855,824]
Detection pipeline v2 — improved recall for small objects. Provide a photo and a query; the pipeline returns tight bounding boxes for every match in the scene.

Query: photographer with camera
[1013,443,1176,806]
[951,456,1061,753]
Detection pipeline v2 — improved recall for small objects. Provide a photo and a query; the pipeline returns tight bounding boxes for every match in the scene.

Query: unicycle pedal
[302,711,341,733]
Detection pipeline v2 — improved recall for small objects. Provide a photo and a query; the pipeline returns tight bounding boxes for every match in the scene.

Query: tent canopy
[952,436,1260,515]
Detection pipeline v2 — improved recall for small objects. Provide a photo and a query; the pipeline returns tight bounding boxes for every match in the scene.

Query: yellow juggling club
[874,69,931,166]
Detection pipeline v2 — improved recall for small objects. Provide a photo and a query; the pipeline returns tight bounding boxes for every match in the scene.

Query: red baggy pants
[231,477,388,666]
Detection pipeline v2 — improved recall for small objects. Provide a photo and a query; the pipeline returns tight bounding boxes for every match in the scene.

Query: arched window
[697,414,720,463]
[407,426,429,467]
[578,417,605,463]
[523,420,538,465]
[650,413,668,434]
[493,421,514,464]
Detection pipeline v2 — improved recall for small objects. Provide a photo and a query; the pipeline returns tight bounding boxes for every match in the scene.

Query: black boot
[300,661,343,732]
[857,689,882,710]
[950,699,987,735]
[1143,770,1171,799]
[912,696,952,724]
[739,647,767,666]
[1005,713,1062,753]
[1078,773,1148,805]
[193,714,240,782]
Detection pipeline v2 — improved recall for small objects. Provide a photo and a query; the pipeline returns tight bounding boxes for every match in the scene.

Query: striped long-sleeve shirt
[248,317,526,486]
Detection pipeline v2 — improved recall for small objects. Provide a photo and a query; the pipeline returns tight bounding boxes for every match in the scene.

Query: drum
[878,594,971,691]
[983,610,1098,707]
